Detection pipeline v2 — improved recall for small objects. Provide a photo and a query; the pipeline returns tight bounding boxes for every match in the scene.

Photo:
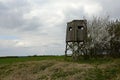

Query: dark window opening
[78,26,84,30]
[69,27,72,31]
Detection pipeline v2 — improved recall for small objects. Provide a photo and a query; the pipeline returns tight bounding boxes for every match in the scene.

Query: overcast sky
[0,0,120,56]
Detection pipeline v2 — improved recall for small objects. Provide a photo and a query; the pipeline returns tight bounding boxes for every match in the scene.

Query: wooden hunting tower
[66,20,87,42]
[65,20,87,60]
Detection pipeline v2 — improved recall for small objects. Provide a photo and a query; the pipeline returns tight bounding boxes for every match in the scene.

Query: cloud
[97,0,120,18]
[0,0,119,56]
[84,3,102,16]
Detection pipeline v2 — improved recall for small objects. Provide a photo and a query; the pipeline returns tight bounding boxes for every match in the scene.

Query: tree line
[87,17,120,58]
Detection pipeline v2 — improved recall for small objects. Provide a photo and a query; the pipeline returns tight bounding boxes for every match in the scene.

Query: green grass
[0,56,64,64]
[0,56,114,65]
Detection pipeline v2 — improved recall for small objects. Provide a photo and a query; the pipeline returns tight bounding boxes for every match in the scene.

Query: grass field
[0,56,120,80]
[0,56,65,64]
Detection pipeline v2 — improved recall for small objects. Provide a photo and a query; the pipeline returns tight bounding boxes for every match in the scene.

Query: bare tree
[108,20,120,57]
[87,16,111,57]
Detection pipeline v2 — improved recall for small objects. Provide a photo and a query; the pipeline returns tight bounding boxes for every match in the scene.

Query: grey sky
[0,0,120,56]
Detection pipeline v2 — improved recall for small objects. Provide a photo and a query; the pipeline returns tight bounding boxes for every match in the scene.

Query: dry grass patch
[0,59,120,80]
